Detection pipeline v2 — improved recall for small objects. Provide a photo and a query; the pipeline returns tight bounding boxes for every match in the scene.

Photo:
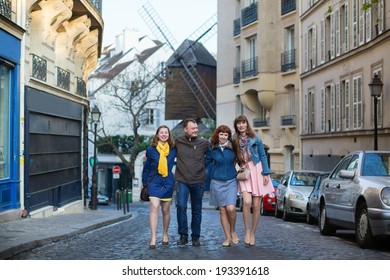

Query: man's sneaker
[178,235,188,245]
[192,238,200,247]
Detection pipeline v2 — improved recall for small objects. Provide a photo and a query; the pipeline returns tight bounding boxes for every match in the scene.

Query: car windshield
[290,172,319,186]
[362,153,390,176]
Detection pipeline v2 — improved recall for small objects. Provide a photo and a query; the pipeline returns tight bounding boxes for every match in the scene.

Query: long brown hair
[209,125,232,147]
[151,125,175,147]
[233,115,255,166]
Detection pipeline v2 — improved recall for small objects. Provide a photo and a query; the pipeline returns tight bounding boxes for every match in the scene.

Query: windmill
[138,1,217,120]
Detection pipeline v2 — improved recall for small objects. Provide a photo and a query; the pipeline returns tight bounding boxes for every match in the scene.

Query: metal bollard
[125,188,130,213]
[116,190,121,210]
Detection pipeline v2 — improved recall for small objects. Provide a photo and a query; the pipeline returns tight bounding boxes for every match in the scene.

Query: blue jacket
[247,135,271,175]
[141,145,177,198]
[205,142,237,181]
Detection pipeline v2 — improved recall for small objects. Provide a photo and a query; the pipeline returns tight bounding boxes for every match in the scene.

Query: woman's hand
[263,175,270,185]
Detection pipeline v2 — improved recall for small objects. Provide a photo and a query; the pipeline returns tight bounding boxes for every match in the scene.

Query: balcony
[241,2,258,27]
[31,54,47,82]
[233,18,241,36]
[56,67,70,91]
[233,66,240,84]
[253,118,269,128]
[241,57,258,79]
[76,77,87,97]
[281,0,296,15]
[0,0,12,20]
[88,0,102,14]
[281,115,296,126]
[281,49,296,72]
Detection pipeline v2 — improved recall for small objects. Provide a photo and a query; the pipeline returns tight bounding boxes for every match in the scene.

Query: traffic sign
[113,165,121,174]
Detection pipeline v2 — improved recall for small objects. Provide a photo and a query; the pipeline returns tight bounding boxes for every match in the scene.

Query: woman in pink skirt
[233,115,274,246]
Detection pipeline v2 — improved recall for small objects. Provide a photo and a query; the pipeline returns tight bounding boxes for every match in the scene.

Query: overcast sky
[101,0,217,53]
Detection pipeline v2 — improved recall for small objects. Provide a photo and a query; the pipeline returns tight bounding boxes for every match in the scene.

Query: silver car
[318,151,390,248]
[275,170,322,221]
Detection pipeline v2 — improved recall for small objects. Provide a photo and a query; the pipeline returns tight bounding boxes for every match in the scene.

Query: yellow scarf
[156,142,169,177]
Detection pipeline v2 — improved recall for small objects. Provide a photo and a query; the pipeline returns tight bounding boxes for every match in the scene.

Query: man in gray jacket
[175,118,208,246]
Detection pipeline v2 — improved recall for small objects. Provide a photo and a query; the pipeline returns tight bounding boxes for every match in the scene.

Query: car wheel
[355,202,374,248]
[282,202,290,221]
[274,200,282,218]
[260,200,266,216]
[319,203,336,235]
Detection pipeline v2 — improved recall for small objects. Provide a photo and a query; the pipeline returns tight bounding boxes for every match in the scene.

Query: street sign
[113,165,121,174]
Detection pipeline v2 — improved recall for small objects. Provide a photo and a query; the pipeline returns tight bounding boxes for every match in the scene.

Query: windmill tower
[138,2,217,121]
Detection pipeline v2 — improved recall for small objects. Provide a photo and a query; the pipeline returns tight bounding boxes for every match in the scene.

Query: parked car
[235,179,279,214]
[275,170,322,221]
[306,172,330,224]
[318,151,390,248]
[260,179,279,216]
[88,184,109,205]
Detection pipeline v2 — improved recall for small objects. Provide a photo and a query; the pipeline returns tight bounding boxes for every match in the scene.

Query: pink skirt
[238,160,274,196]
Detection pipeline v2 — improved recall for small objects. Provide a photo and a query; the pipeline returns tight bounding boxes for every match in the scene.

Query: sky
[101,0,217,54]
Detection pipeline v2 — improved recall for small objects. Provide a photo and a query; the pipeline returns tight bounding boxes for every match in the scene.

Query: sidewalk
[0,204,132,259]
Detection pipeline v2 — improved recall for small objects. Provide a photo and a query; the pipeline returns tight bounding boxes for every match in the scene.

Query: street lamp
[90,105,101,210]
[368,74,383,151]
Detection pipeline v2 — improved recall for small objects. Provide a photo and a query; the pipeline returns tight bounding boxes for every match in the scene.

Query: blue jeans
[176,181,204,239]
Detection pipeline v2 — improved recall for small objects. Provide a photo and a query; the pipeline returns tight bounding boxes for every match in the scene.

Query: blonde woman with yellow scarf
[142,125,176,249]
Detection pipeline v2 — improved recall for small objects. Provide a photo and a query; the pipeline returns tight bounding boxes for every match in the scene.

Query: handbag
[140,170,158,202]
[236,166,251,181]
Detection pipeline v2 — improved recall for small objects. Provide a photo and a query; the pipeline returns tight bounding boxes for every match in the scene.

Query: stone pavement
[0,204,132,259]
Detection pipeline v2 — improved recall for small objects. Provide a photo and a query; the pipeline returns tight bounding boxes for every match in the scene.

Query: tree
[94,62,165,179]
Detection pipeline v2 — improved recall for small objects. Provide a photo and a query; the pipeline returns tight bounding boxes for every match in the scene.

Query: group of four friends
[141,115,274,249]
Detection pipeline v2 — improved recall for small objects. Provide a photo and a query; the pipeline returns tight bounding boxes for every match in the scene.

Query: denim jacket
[205,142,237,181]
[236,135,271,175]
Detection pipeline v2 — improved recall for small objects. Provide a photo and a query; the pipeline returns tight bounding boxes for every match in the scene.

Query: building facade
[301,0,390,171]
[217,0,301,175]
[0,0,103,222]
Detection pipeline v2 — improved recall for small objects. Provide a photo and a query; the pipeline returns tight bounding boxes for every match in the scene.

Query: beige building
[301,0,390,171]
[217,0,301,175]
[0,0,103,222]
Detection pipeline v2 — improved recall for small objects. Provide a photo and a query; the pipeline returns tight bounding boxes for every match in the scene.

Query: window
[0,62,11,179]
[144,108,154,126]
[352,75,362,129]
[320,88,326,132]
[320,19,325,64]
[344,79,351,130]
[343,3,350,52]
[335,83,341,131]
[352,0,358,48]
[304,90,315,134]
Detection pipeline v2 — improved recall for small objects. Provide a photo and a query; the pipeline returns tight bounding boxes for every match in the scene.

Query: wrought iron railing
[76,77,87,97]
[281,115,296,126]
[253,117,269,127]
[281,0,296,15]
[242,2,258,27]
[0,0,12,20]
[31,54,47,82]
[233,66,241,84]
[241,56,258,79]
[233,18,241,36]
[88,0,102,14]
[281,49,296,72]
[56,67,70,91]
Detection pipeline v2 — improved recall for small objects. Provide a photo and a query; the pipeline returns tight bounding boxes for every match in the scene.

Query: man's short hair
[182,118,197,128]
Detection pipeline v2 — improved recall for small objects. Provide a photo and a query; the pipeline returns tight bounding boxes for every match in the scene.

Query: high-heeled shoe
[162,240,169,245]
[222,241,231,247]
[149,244,156,249]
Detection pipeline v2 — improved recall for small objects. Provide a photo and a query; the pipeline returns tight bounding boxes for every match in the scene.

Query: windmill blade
[187,13,217,47]
[180,60,216,119]
[138,1,177,52]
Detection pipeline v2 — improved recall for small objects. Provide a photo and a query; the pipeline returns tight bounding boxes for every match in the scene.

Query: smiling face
[157,127,170,144]
[184,121,199,138]
[218,132,229,144]
[236,120,248,135]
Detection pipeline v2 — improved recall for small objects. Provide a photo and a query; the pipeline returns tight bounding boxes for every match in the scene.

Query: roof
[166,39,216,68]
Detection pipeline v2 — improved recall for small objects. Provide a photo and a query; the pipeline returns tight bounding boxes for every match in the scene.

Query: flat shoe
[149,244,156,249]
[244,242,250,246]
[222,241,231,247]
[162,241,169,245]
[232,238,239,245]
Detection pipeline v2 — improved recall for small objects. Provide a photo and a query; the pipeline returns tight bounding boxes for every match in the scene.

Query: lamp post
[90,105,101,210]
[368,74,383,151]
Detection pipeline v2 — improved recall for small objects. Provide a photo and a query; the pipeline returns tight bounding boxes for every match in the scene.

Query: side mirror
[339,170,355,179]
